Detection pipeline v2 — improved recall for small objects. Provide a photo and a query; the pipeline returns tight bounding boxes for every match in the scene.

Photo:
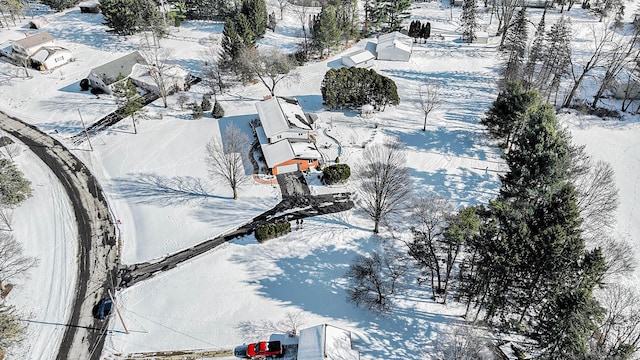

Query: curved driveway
[0,112,117,360]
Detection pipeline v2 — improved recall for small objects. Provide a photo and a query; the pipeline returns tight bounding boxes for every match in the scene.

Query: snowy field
[0,0,638,359]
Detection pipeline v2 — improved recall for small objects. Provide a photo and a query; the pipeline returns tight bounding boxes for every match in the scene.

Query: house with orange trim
[255,96,323,175]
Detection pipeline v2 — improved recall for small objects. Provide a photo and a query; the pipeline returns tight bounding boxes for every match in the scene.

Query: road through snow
[0,111,118,360]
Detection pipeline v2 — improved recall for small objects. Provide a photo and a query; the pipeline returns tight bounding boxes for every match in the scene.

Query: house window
[308,159,314,164]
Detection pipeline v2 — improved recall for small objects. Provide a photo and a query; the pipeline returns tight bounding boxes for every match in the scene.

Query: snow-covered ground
[0,0,638,359]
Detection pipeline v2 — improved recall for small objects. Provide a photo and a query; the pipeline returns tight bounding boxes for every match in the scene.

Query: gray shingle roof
[91,51,147,86]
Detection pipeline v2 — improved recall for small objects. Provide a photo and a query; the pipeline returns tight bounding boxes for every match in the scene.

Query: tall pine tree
[313,4,341,56]
[500,7,528,88]
[461,0,478,43]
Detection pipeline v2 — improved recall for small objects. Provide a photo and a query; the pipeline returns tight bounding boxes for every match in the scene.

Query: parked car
[92,296,113,320]
[234,340,283,358]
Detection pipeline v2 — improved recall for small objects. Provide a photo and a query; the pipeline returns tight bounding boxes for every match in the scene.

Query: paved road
[0,112,117,360]
[119,172,353,289]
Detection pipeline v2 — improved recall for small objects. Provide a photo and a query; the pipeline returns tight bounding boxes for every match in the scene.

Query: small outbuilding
[79,2,101,13]
[29,16,49,29]
[613,72,640,100]
[341,49,375,68]
[31,46,73,70]
[474,31,489,44]
[376,31,413,62]
[298,324,360,360]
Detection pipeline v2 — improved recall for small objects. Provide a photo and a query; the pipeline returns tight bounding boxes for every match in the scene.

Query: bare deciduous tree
[0,303,25,352]
[406,195,454,300]
[592,284,640,358]
[436,326,491,360]
[563,23,615,108]
[0,206,13,231]
[572,158,618,241]
[295,5,314,59]
[176,93,189,111]
[277,311,305,336]
[276,0,289,19]
[140,45,174,108]
[417,82,442,131]
[200,45,226,98]
[354,139,412,233]
[0,232,38,291]
[599,236,636,280]
[205,124,251,200]
[239,47,297,96]
[345,249,409,314]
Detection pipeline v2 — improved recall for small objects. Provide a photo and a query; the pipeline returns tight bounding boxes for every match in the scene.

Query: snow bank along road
[0,111,117,360]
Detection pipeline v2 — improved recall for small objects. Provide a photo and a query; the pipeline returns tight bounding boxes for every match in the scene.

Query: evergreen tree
[420,22,431,42]
[501,7,528,88]
[201,96,212,111]
[461,0,478,43]
[212,100,225,118]
[241,0,267,38]
[113,79,145,134]
[192,102,204,119]
[219,18,244,73]
[313,5,341,56]
[384,0,411,32]
[363,0,386,35]
[481,81,539,151]
[235,13,256,47]
[536,17,572,103]
[523,8,546,89]
[331,0,359,45]
[101,0,165,35]
[408,20,419,40]
[0,159,31,206]
[41,0,78,10]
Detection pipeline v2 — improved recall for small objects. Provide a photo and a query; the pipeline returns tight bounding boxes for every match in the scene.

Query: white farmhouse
[298,324,360,360]
[341,49,376,68]
[376,31,413,62]
[11,32,56,57]
[86,51,147,94]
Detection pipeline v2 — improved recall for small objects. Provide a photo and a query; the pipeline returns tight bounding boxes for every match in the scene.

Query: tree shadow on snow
[230,227,465,359]
[110,173,230,206]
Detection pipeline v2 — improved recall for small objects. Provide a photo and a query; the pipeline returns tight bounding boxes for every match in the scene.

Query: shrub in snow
[80,79,89,91]
[255,220,291,242]
[212,100,225,118]
[322,164,350,185]
[191,103,203,119]
[201,96,212,112]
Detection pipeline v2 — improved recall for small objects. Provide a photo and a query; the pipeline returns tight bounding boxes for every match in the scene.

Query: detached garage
[376,31,413,62]
[341,49,375,68]
[298,324,360,360]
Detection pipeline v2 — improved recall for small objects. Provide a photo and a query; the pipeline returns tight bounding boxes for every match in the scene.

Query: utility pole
[108,289,129,334]
[78,109,93,151]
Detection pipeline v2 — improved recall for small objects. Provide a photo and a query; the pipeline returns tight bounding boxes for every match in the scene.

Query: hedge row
[255,220,291,242]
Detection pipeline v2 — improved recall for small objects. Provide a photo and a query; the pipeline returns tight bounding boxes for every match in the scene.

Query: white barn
[341,49,375,68]
[298,324,360,360]
[376,31,413,62]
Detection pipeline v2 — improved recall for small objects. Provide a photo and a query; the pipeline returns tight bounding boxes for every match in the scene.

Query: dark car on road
[92,296,113,320]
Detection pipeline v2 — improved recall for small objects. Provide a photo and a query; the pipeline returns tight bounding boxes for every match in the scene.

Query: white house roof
[260,136,296,168]
[129,63,189,88]
[255,97,313,139]
[376,31,413,54]
[342,49,375,64]
[298,324,359,360]
[290,141,322,160]
[31,46,71,63]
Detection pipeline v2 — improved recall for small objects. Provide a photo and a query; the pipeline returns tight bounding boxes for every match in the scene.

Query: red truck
[234,340,284,358]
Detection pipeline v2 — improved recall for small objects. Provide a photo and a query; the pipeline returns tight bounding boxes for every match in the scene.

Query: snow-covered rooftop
[298,324,359,360]
[342,49,375,64]
[376,31,413,54]
[256,97,313,140]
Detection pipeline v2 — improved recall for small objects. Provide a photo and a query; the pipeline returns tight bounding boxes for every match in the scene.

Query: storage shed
[298,324,360,360]
[341,49,375,68]
[376,31,413,62]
